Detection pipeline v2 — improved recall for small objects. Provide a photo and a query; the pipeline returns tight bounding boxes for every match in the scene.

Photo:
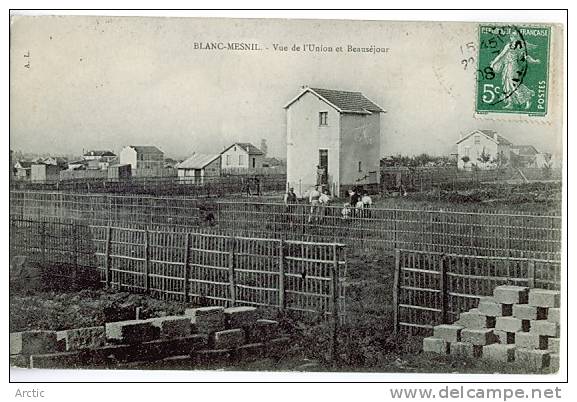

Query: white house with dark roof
[456,130,512,170]
[284,86,385,197]
[119,145,164,170]
[176,153,221,184]
[220,142,264,170]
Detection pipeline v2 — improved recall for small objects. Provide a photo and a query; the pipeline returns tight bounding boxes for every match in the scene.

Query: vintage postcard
[9,13,565,381]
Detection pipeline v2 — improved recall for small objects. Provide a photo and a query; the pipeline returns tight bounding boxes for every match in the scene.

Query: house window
[226,155,230,166]
[358,161,362,172]
[474,135,480,145]
[239,155,244,165]
[319,112,328,126]
[465,146,470,157]
[252,157,256,168]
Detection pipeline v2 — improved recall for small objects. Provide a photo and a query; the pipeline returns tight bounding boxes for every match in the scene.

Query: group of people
[283,184,373,223]
[342,187,372,219]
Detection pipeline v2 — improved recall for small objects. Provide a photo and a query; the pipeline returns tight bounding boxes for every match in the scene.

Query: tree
[478,148,491,165]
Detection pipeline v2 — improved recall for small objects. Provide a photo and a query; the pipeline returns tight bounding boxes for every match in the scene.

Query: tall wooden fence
[214,201,561,260]
[393,249,561,336]
[9,191,562,260]
[10,218,347,321]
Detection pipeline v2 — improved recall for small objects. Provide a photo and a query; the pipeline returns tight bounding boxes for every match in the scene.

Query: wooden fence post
[40,221,46,263]
[104,226,112,288]
[183,233,191,301]
[527,260,535,288]
[440,255,448,324]
[330,243,340,365]
[393,249,401,335]
[229,236,236,306]
[144,230,150,293]
[278,239,286,311]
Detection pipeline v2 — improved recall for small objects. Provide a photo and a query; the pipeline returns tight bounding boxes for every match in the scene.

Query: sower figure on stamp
[490,30,540,110]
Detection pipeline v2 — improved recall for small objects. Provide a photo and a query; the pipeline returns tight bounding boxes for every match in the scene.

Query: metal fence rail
[10,218,347,321]
[10,191,562,260]
[393,249,561,336]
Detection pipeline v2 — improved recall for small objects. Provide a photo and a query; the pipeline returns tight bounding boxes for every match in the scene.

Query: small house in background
[220,143,264,170]
[456,129,512,170]
[176,153,221,184]
[285,86,384,197]
[107,164,132,182]
[119,145,164,170]
[14,161,32,179]
[31,163,61,183]
[82,150,117,169]
[510,145,540,168]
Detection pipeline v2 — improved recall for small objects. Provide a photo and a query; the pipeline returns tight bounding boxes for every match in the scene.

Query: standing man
[308,185,321,223]
[316,165,326,187]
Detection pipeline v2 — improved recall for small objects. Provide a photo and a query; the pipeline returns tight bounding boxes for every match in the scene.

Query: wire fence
[393,248,561,336]
[10,191,562,260]
[10,217,347,321]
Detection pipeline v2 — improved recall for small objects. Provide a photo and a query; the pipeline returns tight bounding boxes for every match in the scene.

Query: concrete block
[138,335,207,360]
[58,326,106,351]
[422,337,448,354]
[515,332,548,350]
[548,338,560,354]
[224,306,259,329]
[10,355,29,368]
[86,344,137,366]
[515,348,550,370]
[461,329,497,346]
[30,351,84,369]
[483,344,516,362]
[512,304,547,320]
[234,342,266,360]
[549,353,560,372]
[267,336,291,357]
[494,330,515,344]
[433,324,463,342]
[194,348,233,365]
[528,289,560,308]
[457,312,495,329]
[146,316,191,338]
[212,329,245,349]
[249,319,280,342]
[530,320,560,337]
[547,308,560,323]
[449,342,482,358]
[495,317,529,333]
[494,286,529,304]
[478,301,512,317]
[185,306,225,335]
[10,331,58,356]
[105,320,159,344]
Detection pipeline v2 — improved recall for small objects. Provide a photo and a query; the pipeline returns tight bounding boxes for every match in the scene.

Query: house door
[252,157,256,168]
[318,149,328,186]
[194,169,201,184]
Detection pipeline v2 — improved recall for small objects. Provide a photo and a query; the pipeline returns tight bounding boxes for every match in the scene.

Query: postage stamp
[476,25,551,116]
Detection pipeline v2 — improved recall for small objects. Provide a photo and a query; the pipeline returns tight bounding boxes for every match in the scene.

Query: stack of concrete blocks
[423,286,560,372]
[11,304,289,369]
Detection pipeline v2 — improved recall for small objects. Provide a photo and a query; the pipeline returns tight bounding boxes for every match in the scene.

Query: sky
[9,16,564,160]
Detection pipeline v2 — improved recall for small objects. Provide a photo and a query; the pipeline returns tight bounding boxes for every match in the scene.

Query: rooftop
[285,87,385,114]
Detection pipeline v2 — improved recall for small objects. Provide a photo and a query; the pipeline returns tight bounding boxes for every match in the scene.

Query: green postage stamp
[476,25,550,116]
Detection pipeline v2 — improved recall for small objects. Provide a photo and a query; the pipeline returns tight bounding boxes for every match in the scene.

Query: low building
[176,153,221,184]
[119,145,164,170]
[221,143,264,170]
[510,145,540,168]
[31,163,61,183]
[14,161,32,179]
[107,164,132,181]
[456,130,512,170]
[83,150,116,161]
